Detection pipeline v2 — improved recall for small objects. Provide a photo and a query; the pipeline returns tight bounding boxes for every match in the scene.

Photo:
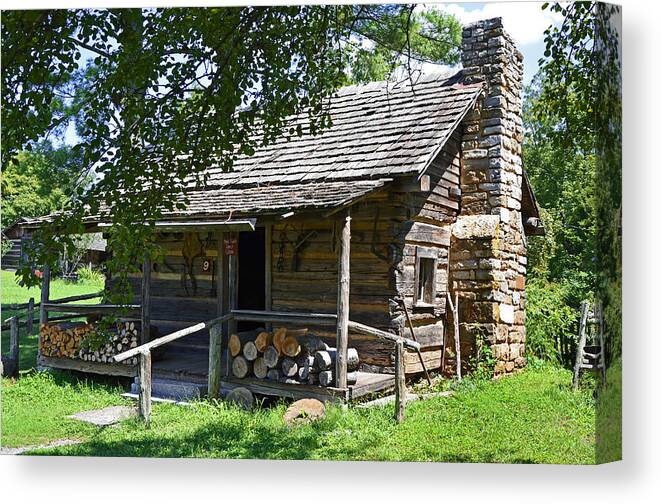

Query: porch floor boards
[151,347,395,402]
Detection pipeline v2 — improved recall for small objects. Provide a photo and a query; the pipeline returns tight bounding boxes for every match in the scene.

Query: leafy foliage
[76,265,105,284]
[2,6,461,302]
[0,141,84,228]
[535,2,622,360]
[525,278,578,364]
[345,6,461,83]
[1,237,13,258]
[523,73,595,364]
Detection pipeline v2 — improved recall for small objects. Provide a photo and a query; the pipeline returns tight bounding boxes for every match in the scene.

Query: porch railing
[112,309,419,425]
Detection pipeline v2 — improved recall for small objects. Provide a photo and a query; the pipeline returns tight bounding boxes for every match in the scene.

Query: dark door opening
[237,227,265,331]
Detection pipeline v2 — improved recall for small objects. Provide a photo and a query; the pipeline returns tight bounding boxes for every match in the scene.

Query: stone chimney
[449,18,527,376]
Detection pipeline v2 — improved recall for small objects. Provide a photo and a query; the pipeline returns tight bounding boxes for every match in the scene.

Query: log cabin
[35,18,543,402]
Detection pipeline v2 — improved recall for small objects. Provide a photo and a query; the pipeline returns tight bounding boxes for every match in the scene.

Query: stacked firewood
[229,327,359,387]
[40,322,93,359]
[40,321,139,365]
[78,321,139,365]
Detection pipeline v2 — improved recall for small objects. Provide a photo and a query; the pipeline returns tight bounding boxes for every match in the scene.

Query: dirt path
[0,438,82,455]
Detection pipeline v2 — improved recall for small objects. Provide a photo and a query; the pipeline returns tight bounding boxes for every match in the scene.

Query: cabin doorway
[237,227,266,331]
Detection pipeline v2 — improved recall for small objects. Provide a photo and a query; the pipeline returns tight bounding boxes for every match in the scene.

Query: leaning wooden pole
[39,264,51,325]
[394,340,406,423]
[572,301,589,390]
[447,292,461,381]
[335,209,351,390]
[598,300,606,386]
[399,298,432,385]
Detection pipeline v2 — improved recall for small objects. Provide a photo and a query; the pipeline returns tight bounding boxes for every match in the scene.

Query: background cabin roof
[201,71,482,189]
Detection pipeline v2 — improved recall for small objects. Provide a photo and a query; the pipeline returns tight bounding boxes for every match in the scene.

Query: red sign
[224,238,238,256]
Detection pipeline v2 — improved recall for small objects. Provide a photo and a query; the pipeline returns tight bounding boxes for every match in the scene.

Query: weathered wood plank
[141,254,151,345]
[138,351,152,424]
[207,322,222,398]
[394,340,406,423]
[347,320,420,351]
[39,264,51,325]
[336,211,351,389]
[38,355,137,377]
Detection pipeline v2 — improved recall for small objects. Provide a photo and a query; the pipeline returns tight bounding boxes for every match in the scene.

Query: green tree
[524,74,596,296]
[535,2,622,360]
[1,141,85,228]
[345,7,461,83]
[1,6,462,295]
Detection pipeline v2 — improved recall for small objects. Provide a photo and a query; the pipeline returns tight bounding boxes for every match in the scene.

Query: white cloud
[423,1,563,46]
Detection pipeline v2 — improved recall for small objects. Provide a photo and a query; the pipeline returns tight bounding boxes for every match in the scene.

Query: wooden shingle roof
[174,179,390,218]
[203,71,481,189]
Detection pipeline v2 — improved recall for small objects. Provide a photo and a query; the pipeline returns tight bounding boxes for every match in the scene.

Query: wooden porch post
[209,231,226,396]
[264,223,273,331]
[207,322,222,398]
[138,349,152,425]
[141,254,151,345]
[39,264,51,325]
[228,232,238,336]
[335,209,351,390]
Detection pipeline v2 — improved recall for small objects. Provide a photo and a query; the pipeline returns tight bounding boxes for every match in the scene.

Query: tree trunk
[255,331,273,353]
[253,356,268,379]
[281,357,298,378]
[273,327,287,354]
[226,387,254,409]
[229,333,242,358]
[263,345,282,368]
[267,368,281,381]
[242,341,259,361]
[231,355,251,379]
[282,336,301,357]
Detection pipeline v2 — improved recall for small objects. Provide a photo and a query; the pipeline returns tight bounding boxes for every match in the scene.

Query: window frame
[413,246,439,308]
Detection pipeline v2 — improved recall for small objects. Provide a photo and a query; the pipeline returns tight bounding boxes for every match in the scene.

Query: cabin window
[414,247,438,307]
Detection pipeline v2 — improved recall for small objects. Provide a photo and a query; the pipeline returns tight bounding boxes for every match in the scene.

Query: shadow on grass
[34,402,539,463]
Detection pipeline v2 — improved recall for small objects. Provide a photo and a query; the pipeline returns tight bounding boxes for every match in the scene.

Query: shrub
[76,265,105,285]
[1,237,13,258]
[525,278,579,364]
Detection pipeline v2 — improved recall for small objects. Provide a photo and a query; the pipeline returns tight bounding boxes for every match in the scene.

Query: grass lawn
[1,270,596,463]
[1,269,103,369]
[2,364,596,463]
[596,359,622,463]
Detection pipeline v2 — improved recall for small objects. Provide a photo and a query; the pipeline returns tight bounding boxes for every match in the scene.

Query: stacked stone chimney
[450,18,527,376]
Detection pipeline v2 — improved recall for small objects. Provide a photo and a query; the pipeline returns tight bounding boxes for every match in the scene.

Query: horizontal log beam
[113,313,234,362]
[347,320,420,351]
[5,289,100,311]
[231,309,338,326]
[42,303,141,316]
[49,291,104,304]
[98,219,256,233]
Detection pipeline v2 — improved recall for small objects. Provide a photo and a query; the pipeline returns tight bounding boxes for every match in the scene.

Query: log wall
[270,132,462,371]
[106,134,462,372]
[109,232,221,348]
